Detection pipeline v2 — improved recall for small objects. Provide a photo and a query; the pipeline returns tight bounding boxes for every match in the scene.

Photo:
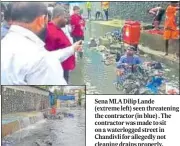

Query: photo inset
[1,86,85,146]
[1,1,179,95]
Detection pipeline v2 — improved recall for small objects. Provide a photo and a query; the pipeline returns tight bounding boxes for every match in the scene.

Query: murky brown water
[2,107,85,146]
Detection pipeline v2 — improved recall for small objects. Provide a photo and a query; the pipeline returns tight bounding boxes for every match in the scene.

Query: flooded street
[70,22,179,94]
[2,107,85,146]
[70,21,124,94]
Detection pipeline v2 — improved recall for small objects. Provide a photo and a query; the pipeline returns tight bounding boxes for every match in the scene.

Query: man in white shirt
[1,2,82,85]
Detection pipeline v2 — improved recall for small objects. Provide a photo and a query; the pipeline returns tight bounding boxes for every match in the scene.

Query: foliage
[78,89,83,98]
[36,86,52,90]
[54,87,64,96]
[53,88,64,106]
[78,90,83,106]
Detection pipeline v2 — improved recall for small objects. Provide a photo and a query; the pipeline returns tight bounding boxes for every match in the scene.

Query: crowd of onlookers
[1,2,112,86]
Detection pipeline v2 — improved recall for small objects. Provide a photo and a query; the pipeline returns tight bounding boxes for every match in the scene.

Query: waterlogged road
[2,107,85,146]
[70,21,179,94]
[70,22,121,94]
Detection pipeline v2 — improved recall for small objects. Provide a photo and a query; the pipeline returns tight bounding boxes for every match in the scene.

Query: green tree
[53,87,64,106]
[36,86,52,90]
[54,87,64,96]
[78,90,83,106]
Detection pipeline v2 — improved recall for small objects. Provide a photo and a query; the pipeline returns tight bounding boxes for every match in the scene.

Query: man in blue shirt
[115,45,142,85]
[116,45,142,72]
[1,3,12,39]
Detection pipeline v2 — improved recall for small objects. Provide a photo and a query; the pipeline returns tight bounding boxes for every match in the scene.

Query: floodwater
[70,21,179,94]
[2,107,85,146]
[70,21,123,94]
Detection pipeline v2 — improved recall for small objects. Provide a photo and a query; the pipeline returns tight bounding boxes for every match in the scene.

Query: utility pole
[59,86,64,95]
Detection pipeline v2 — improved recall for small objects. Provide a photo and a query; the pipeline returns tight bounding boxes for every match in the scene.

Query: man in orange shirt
[163,2,179,56]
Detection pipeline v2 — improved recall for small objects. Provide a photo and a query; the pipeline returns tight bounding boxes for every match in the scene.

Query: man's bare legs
[165,40,169,56]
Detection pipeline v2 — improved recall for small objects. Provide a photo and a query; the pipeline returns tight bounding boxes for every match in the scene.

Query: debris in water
[116,52,121,62]
[88,38,98,48]
[146,76,163,94]
[172,75,175,78]
[34,139,52,146]
[45,111,75,120]
[2,140,13,146]
[151,62,163,69]
[115,63,166,94]
[97,45,107,52]
[166,83,179,95]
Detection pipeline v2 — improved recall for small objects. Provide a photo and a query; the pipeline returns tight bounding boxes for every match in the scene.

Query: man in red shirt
[70,6,85,58]
[45,6,76,83]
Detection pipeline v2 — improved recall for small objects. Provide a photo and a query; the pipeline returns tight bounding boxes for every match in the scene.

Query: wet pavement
[70,21,179,94]
[2,107,85,146]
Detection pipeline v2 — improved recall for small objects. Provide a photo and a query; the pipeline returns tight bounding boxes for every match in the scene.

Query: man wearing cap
[116,46,142,73]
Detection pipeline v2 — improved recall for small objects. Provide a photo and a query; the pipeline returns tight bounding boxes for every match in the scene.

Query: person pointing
[1,2,82,85]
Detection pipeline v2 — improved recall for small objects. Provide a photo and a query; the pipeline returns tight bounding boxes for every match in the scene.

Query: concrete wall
[2,112,44,138]
[82,2,179,24]
[2,120,20,138]
[109,2,167,23]
[3,86,49,96]
[140,31,180,54]
[2,86,50,115]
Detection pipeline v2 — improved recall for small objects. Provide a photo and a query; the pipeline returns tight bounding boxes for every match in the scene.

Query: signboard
[58,95,75,101]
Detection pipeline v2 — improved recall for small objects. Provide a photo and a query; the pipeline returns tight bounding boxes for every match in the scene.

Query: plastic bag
[146,76,163,94]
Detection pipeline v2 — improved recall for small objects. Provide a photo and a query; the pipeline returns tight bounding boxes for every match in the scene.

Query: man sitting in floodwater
[116,46,142,75]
